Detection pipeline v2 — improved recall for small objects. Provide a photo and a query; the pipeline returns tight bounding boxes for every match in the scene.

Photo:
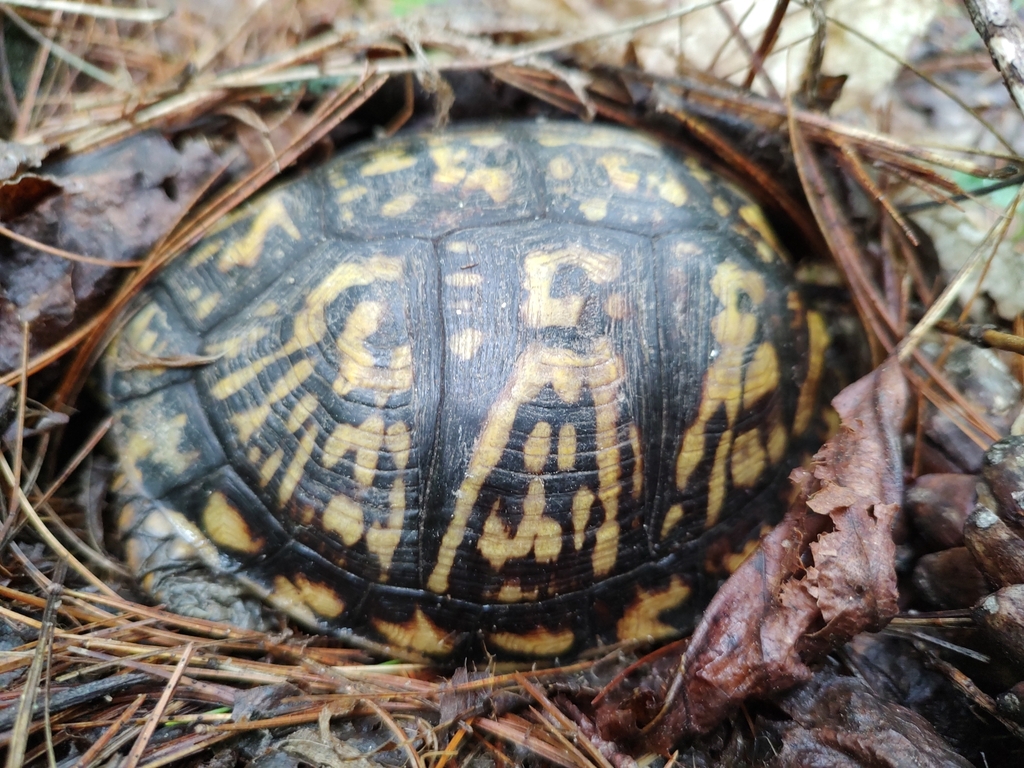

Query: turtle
[101,120,828,660]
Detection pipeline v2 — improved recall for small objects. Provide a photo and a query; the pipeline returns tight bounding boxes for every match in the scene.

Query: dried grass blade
[0,222,143,267]
[517,674,613,768]
[0,4,126,93]
[362,697,425,768]
[4,561,64,768]
[68,693,146,768]
[0,451,115,595]
[473,715,578,768]
[787,102,898,351]
[2,0,168,21]
[123,642,196,768]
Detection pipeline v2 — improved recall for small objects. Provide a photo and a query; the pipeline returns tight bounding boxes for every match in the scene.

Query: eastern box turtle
[101,121,828,660]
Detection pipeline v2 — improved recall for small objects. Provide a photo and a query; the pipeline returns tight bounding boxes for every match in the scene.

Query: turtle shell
[102,121,828,659]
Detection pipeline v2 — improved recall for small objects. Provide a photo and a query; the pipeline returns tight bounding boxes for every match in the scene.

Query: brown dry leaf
[0,134,219,375]
[770,669,973,767]
[597,359,908,749]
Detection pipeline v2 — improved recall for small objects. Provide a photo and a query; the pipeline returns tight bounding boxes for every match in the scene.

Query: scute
[102,121,824,660]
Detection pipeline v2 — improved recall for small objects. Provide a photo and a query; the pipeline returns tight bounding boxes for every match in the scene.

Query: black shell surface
[103,121,826,659]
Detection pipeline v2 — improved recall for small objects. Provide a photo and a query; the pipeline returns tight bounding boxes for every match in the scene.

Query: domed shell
[102,121,828,659]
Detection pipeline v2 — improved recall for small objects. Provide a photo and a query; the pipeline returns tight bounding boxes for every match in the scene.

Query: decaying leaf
[770,669,973,768]
[597,359,908,749]
[0,134,219,375]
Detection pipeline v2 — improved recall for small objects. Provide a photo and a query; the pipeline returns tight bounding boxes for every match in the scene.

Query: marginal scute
[203,492,264,554]
[616,576,692,642]
[486,626,576,657]
[373,607,458,656]
[104,121,826,659]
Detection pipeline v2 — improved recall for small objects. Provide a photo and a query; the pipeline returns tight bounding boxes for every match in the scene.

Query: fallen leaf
[597,359,908,749]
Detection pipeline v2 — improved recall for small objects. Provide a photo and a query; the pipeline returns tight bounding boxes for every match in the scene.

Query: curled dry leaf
[597,359,907,750]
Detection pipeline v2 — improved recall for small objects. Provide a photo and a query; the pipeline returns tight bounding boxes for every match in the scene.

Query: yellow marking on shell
[668,262,769,535]
[604,293,628,320]
[322,494,365,547]
[538,125,643,150]
[278,427,317,505]
[548,156,574,180]
[187,240,220,268]
[260,447,284,486]
[572,487,593,551]
[226,357,314,443]
[552,366,583,404]
[731,428,767,489]
[202,492,264,554]
[335,184,368,203]
[496,581,539,603]
[427,247,630,593]
[661,503,684,537]
[579,197,608,221]
[744,343,780,409]
[193,292,221,321]
[768,418,788,463]
[628,423,643,499]
[478,480,562,572]
[373,607,456,656]
[718,536,763,575]
[793,310,829,436]
[334,300,412,398]
[217,197,301,272]
[247,445,261,463]
[205,324,269,359]
[430,145,469,187]
[598,155,639,191]
[365,421,411,578]
[486,626,575,657]
[254,300,279,317]
[654,174,688,206]
[428,339,627,594]
[360,148,417,176]
[449,328,484,360]
[616,576,691,642]
[323,414,385,486]
[523,422,552,474]
[286,392,318,433]
[685,157,712,182]
[123,409,198,477]
[381,193,418,217]
[122,304,162,356]
[712,196,732,219]
[739,204,783,261]
[296,253,403,346]
[294,574,346,618]
[557,423,577,471]
[269,576,318,626]
[464,167,512,203]
[469,132,505,148]
[522,246,621,328]
[444,272,483,288]
[592,510,619,578]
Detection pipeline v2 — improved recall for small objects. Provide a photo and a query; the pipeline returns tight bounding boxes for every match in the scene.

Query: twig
[933,319,1024,356]
[2,0,168,21]
[964,0,1024,119]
